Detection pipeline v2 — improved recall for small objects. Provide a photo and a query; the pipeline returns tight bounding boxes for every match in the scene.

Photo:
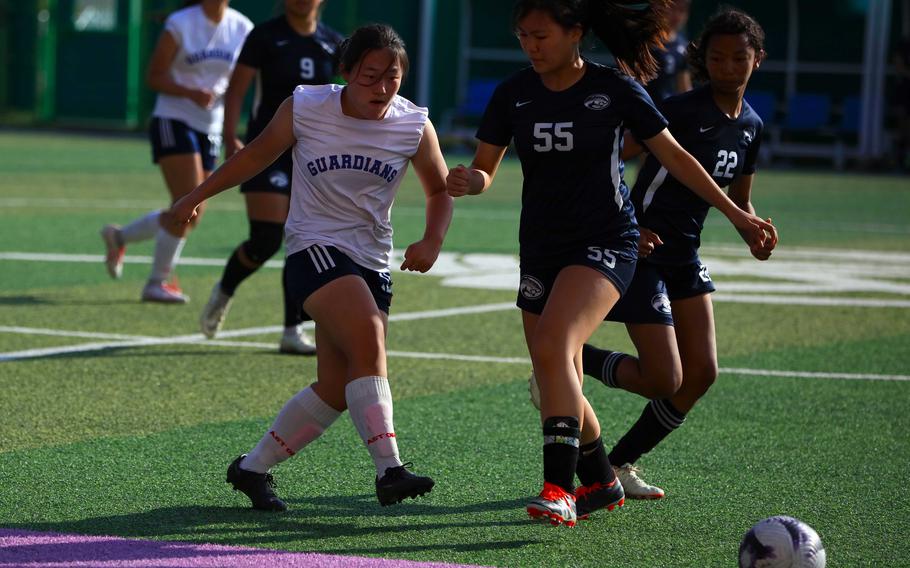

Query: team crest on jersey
[743,128,755,145]
[698,264,712,283]
[651,293,672,315]
[584,94,611,111]
[519,275,545,300]
[269,171,290,188]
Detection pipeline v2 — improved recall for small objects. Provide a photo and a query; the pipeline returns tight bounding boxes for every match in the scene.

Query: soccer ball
[739,516,827,568]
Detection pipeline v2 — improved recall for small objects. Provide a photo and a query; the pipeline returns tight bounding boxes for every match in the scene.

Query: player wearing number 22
[446,0,775,527]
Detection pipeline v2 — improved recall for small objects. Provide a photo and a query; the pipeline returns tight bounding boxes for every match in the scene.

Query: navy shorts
[606,258,716,325]
[284,245,393,321]
[517,241,638,315]
[240,149,292,195]
[149,117,221,171]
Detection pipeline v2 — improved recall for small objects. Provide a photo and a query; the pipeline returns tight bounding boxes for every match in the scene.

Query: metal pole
[785,0,799,101]
[860,0,891,160]
[416,0,436,108]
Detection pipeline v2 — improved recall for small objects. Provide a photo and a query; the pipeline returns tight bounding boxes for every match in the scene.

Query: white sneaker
[279,327,316,355]
[200,282,232,338]
[100,224,125,279]
[529,371,541,410]
[141,281,189,304]
[613,463,665,500]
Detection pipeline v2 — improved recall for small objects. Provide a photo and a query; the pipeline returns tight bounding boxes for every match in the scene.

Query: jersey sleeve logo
[743,128,755,145]
[584,94,611,111]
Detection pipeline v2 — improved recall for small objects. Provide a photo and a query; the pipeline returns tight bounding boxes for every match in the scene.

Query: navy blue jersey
[646,33,689,102]
[632,85,763,265]
[476,61,668,264]
[238,17,343,140]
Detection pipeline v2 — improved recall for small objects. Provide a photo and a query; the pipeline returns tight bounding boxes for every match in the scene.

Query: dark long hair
[183,0,202,6]
[336,24,410,79]
[512,0,674,82]
[687,7,765,83]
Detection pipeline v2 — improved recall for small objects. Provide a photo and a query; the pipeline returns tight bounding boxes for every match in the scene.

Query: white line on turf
[1,322,908,382]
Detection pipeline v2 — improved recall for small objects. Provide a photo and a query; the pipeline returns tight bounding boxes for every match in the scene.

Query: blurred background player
[645,0,692,102]
[579,8,777,500]
[200,0,344,354]
[100,0,252,303]
[169,23,452,511]
[447,0,773,527]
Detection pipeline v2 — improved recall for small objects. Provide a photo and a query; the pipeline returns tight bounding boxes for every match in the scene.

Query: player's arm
[446,141,508,197]
[170,97,296,225]
[641,128,775,250]
[402,119,454,273]
[223,63,256,158]
[146,31,214,109]
[621,130,645,161]
[727,173,777,260]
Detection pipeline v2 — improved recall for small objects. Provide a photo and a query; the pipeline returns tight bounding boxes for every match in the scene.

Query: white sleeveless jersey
[151,5,252,134]
[286,84,428,272]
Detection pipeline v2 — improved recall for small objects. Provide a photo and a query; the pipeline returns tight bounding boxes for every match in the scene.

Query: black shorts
[517,241,638,315]
[606,258,716,325]
[284,245,393,321]
[240,149,292,194]
[149,117,221,171]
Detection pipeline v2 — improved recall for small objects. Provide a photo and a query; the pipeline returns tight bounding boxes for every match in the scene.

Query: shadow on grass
[0,295,55,306]
[5,496,539,554]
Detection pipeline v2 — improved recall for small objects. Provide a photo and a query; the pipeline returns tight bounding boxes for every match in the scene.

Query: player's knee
[648,363,683,399]
[242,220,284,264]
[684,361,718,398]
[527,332,570,376]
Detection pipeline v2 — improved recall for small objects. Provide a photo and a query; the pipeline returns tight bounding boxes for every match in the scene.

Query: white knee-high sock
[240,387,341,474]
[119,210,161,244]
[345,376,403,477]
[149,228,186,283]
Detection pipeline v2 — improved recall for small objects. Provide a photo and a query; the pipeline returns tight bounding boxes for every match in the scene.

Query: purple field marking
[0,529,490,568]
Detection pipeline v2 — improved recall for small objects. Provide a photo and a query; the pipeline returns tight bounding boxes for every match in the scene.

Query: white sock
[149,228,186,283]
[119,210,161,244]
[345,376,403,477]
[240,387,341,473]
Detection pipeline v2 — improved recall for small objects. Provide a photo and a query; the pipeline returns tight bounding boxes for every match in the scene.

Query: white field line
[1,323,908,382]
[711,294,910,308]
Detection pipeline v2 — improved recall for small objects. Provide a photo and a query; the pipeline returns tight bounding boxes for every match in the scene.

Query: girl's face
[284,0,322,19]
[515,10,582,76]
[341,48,403,120]
[705,33,763,95]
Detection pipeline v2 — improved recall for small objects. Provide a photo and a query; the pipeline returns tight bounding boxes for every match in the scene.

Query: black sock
[282,264,301,327]
[220,249,258,296]
[542,416,580,493]
[576,437,616,487]
[581,344,630,388]
[609,399,686,466]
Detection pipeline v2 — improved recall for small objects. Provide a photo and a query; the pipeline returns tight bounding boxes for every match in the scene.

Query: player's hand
[224,137,244,160]
[749,217,778,261]
[446,164,473,197]
[168,194,201,227]
[400,238,441,273]
[637,227,663,258]
[190,89,216,109]
[730,210,776,252]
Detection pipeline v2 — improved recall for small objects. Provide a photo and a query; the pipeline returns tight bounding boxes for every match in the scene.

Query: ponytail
[585,0,675,83]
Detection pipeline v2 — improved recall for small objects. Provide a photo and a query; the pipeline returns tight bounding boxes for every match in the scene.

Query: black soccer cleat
[375,462,435,506]
[575,477,625,519]
[226,455,288,512]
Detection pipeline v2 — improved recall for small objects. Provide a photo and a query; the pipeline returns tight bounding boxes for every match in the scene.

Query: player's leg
[524,265,622,526]
[302,255,432,505]
[227,325,345,511]
[201,192,287,337]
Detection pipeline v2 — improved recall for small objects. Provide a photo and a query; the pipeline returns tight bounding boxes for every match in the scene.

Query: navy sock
[609,399,686,466]
[220,249,257,296]
[542,416,580,493]
[581,344,630,388]
[576,437,616,487]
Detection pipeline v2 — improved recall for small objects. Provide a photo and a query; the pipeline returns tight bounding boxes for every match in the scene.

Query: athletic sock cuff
[602,352,629,388]
[345,376,391,404]
[293,387,342,428]
[650,398,686,430]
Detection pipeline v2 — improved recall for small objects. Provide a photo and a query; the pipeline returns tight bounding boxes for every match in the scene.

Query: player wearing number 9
[203,0,345,353]
[580,8,778,502]
[445,0,776,526]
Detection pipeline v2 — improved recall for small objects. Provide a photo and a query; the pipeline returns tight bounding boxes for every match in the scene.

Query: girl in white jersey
[100,0,252,303]
[169,24,453,510]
